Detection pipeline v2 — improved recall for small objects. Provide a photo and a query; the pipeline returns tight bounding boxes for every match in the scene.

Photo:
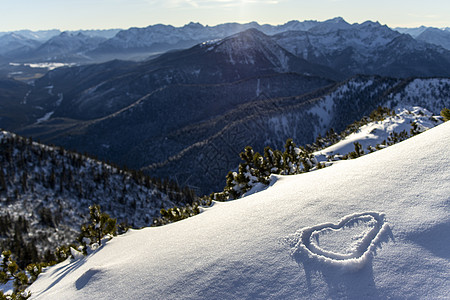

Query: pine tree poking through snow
[209,139,317,201]
[77,205,117,255]
[0,250,31,299]
[441,107,450,121]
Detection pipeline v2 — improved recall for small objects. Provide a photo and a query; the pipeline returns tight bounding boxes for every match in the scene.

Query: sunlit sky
[0,0,449,31]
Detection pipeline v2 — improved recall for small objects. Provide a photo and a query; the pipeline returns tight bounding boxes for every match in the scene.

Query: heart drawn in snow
[291,212,389,269]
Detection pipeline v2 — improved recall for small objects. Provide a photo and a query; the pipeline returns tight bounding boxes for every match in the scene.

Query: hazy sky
[0,0,449,31]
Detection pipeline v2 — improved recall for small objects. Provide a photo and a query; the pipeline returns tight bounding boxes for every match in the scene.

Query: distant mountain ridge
[90,20,319,57]
[415,27,450,50]
[0,33,41,55]
[2,18,450,64]
[12,32,107,63]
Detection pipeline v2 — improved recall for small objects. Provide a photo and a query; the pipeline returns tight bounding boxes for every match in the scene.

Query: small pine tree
[224,171,239,200]
[441,107,450,122]
[0,250,31,299]
[353,142,364,157]
[282,139,299,174]
[264,146,284,175]
[0,169,7,193]
[78,204,117,253]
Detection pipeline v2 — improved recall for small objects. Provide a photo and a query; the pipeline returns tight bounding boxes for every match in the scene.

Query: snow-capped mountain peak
[207,28,291,71]
[308,16,352,33]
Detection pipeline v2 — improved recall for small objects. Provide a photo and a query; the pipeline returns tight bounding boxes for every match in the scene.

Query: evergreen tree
[282,139,299,174]
[0,250,30,299]
[353,142,364,157]
[441,107,450,122]
[263,146,283,174]
[78,204,117,253]
[0,169,6,193]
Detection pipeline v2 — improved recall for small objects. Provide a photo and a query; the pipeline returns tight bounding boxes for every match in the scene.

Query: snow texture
[29,122,450,299]
[24,62,75,70]
[287,212,390,272]
[314,106,442,159]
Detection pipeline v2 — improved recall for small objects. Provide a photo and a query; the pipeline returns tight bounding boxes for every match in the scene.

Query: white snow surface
[29,122,450,299]
[24,62,76,70]
[314,106,442,160]
[36,111,54,123]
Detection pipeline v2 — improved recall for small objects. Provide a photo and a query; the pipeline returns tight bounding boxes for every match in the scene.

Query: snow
[386,78,450,114]
[24,63,76,70]
[44,85,54,96]
[256,78,261,97]
[286,212,390,272]
[274,20,400,64]
[55,93,63,106]
[314,106,442,159]
[28,121,450,299]
[307,93,334,133]
[21,90,31,105]
[200,39,220,47]
[36,111,54,123]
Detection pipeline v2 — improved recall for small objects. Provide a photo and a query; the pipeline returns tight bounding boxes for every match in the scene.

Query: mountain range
[2,18,450,65]
[1,18,450,195]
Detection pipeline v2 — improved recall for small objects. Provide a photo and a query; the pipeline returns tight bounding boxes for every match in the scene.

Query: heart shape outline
[291,212,389,269]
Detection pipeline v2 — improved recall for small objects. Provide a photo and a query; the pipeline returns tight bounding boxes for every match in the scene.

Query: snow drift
[29,122,450,299]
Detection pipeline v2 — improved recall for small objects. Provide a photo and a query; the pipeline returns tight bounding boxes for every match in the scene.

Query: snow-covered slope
[273,21,450,77]
[314,106,442,160]
[29,121,450,299]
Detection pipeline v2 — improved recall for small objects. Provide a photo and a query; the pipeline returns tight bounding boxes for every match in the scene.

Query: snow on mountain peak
[309,17,352,33]
[328,16,347,23]
[183,22,204,29]
[212,29,290,71]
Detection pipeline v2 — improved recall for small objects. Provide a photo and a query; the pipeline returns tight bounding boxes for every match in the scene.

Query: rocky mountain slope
[0,33,41,57]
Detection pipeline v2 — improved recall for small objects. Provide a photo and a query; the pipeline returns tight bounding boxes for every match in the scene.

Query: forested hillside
[0,131,196,267]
